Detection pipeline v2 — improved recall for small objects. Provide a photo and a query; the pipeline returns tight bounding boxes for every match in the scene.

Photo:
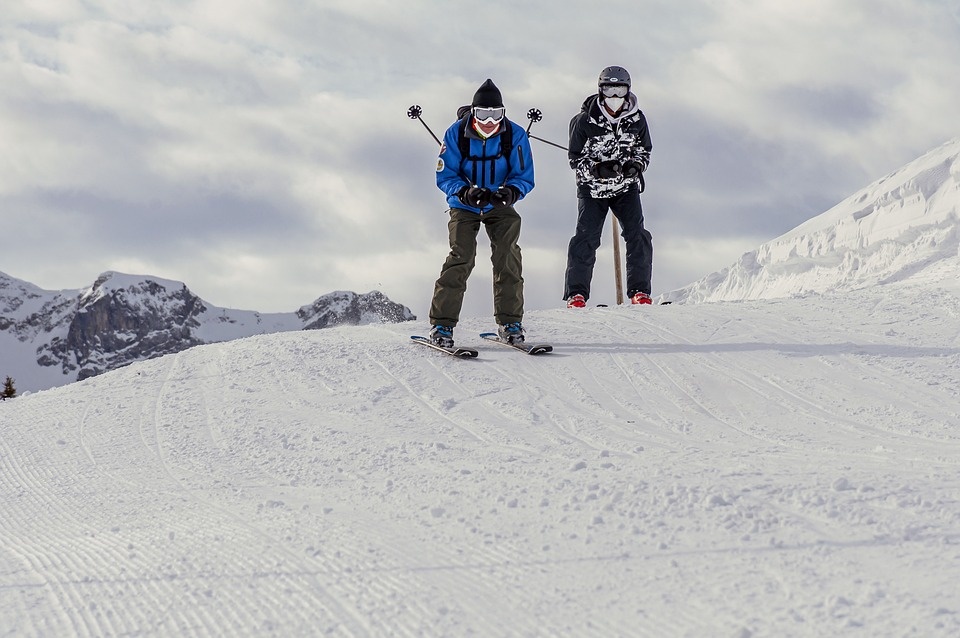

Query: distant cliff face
[298,290,415,329]
[34,274,208,381]
[1,271,416,388]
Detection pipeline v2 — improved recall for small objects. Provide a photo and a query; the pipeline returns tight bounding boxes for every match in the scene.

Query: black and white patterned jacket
[568,93,652,199]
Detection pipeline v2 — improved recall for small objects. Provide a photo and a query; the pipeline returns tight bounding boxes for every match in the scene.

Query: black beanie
[472,79,503,108]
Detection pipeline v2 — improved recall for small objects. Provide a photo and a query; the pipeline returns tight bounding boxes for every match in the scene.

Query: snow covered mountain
[0,271,414,392]
[662,137,960,303]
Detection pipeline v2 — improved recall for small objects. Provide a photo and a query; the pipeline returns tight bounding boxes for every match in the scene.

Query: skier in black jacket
[563,66,654,307]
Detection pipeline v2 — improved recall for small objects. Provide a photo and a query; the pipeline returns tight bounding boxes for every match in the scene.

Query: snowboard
[410,335,478,358]
[479,333,553,355]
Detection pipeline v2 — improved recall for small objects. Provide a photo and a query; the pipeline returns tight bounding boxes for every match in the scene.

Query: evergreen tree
[1,376,16,400]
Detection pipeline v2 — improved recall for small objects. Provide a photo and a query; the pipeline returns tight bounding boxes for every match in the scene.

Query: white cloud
[2,0,959,319]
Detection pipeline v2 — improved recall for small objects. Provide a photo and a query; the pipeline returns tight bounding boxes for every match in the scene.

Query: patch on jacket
[436,158,444,172]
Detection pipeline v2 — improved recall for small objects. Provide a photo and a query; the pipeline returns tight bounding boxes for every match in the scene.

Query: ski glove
[622,160,645,179]
[490,185,520,208]
[458,185,491,208]
[592,160,622,179]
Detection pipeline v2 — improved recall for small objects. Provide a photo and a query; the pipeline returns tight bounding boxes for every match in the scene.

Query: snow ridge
[663,137,960,303]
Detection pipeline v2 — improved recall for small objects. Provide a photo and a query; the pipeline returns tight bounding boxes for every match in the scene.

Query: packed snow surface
[2,257,959,636]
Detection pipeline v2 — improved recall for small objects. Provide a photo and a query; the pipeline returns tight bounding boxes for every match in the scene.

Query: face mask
[472,118,501,139]
[603,96,625,112]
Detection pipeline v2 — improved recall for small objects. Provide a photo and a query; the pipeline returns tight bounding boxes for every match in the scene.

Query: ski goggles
[472,106,505,123]
[600,84,629,98]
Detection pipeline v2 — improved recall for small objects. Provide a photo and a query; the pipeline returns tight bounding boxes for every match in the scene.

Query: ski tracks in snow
[3,288,960,636]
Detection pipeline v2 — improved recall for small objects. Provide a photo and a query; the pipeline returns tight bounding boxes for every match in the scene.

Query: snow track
[3,275,960,636]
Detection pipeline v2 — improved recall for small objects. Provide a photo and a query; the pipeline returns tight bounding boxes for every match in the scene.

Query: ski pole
[530,134,569,151]
[525,108,540,133]
[612,217,625,304]
[407,105,479,188]
[407,105,443,146]
[525,108,568,151]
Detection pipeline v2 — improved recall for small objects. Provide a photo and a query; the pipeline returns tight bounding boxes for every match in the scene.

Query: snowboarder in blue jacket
[429,79,536,347]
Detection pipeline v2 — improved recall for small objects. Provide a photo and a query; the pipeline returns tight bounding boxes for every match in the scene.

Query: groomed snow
[2,257,959,636]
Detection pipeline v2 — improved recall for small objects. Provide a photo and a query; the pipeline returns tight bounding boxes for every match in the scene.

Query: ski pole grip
[408,105,443,146]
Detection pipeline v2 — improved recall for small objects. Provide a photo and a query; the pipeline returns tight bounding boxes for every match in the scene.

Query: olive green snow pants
[429,206,524,327]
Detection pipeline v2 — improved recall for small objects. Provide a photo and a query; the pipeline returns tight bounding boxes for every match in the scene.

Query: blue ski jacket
[436,115,535,213]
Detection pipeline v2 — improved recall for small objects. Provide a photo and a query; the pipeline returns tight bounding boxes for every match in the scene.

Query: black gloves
[592,160,622,179]
[490,185,520,208]
[592,159,645,180]
[622,160,645,178]
[458,185,491,208]
[458,185,519,208]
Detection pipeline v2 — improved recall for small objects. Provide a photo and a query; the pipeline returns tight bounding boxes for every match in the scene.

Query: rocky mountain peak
[49,272,209,380]
[2,271,415,391]
[298,290,415,329]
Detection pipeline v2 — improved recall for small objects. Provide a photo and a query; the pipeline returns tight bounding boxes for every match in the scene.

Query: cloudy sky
[3,0,960,322]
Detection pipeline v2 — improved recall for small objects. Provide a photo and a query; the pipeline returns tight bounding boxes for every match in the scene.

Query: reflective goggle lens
[473,106,505,122]
[600,85,629,98]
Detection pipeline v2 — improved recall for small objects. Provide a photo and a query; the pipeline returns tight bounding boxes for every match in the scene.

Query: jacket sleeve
[569,112,605,186]
[504,125,535,199]
[436,122,470,197]
[567,113,592,174]
[630,112,653,171]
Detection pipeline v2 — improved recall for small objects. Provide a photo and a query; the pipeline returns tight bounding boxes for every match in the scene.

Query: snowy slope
[2,267,960,636]
[663,138,960,303]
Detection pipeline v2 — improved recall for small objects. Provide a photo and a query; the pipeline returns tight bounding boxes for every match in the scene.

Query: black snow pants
[563,189,653,301]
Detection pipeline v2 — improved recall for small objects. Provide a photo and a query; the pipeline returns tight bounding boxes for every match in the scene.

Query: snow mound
[663,138,960,303]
